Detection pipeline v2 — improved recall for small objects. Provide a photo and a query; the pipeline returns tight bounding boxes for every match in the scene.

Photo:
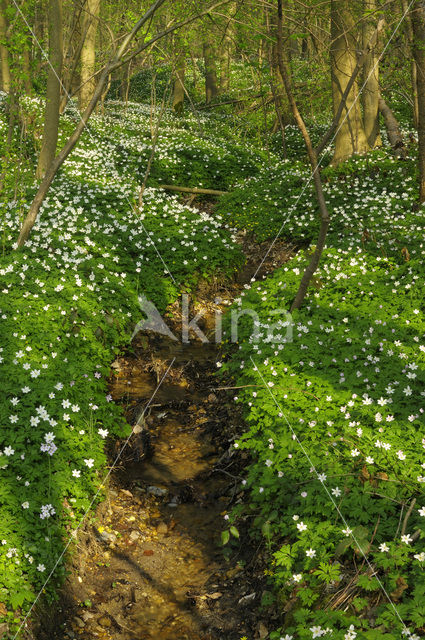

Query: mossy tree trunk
[79,0,100,111]
[172,36,185,113]
[330,0,369,164]
[219,1,236,93]
[0,0,11,93]
[36,0,63,180]
[203,36,218,103]
[362,0,382,148]
[402,0,419,127]
[412,0,425,201]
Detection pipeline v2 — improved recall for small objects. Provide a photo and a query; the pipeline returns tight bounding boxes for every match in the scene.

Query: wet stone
[156,522,168,535]
[98,616,112,628]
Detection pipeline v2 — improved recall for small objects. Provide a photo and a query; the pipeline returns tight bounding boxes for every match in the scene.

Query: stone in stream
[98,616,112,628]
[146,485,168,497]
[156,521,168,535]
[96,529,117,544]
[129,530,140,542]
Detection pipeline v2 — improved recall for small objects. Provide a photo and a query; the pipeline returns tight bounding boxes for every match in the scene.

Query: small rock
[238,592,256,606]
[73,616,85,629]
[156,522,168,535]
[81,611,95,622]
[97,530,117,544]
[98,616,112,628]
[129,530,140,542]
[147,485,167,497]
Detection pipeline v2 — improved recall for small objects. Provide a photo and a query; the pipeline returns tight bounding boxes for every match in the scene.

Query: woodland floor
[35,223,294,640]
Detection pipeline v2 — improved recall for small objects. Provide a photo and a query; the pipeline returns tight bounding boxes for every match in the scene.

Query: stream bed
[38,236,293,640]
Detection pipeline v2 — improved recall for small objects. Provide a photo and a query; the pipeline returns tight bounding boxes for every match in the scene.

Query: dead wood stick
[156,184,227,196]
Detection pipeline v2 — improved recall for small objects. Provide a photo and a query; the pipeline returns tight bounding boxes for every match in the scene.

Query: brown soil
[35,236,294,640]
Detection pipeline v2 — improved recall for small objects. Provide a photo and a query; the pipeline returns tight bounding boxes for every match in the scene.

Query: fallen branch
[156,184,227,196]
[378,95,407,157]
[197,93,264,109]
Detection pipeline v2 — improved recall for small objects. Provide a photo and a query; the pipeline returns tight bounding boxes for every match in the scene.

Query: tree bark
[172,38,185,113]
[203,37,218,103]
[316,15,384,156]
[401,0,419,127]
[0,0,11,93]
[330,0,369,164]
[36,0,63,180]
[276,0,330,312]
[362,0,382,148]
[412,0,425,201]
[79,0,100,111]
[378,95,407,156]
[219,1,236,93]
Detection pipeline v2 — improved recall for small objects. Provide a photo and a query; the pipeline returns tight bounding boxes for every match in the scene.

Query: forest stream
[37,235,294,640]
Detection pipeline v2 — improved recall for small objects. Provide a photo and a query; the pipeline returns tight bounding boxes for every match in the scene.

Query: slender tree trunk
[219,1,236,93]
[172,38,185,113]
[276,0,330,312]
[330,0,369,164]
[362,0,382,148]
[36,0,63,180]
[79,0,100,111]
[412,0,425,201]
[59,1,84,113]
[402,0,419,127]
[203,37,218,103]
[0,0,11,93]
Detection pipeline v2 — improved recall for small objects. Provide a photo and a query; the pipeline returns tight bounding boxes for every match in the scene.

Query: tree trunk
[172,38,185,113]
[219,1,236,93]
[203,38,218,103]
[330,0,369,164]
[378,96,407,156]
[401,0,419,127]
[79,0,100,111]
[36,0,63,180]
[412,0,425,201]
[275,0,330,312]
[362,0,381,148]
[0,0,11,93]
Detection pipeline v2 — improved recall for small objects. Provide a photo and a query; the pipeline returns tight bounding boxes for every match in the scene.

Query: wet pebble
[147,485,168,497]
[98,615,112,628]
[73,616,85,629]
[157,522,168,534]
[129,530,140,542]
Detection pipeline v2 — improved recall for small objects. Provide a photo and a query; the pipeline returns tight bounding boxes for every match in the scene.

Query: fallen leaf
[206,592,222,599]
[143,549,154,556]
